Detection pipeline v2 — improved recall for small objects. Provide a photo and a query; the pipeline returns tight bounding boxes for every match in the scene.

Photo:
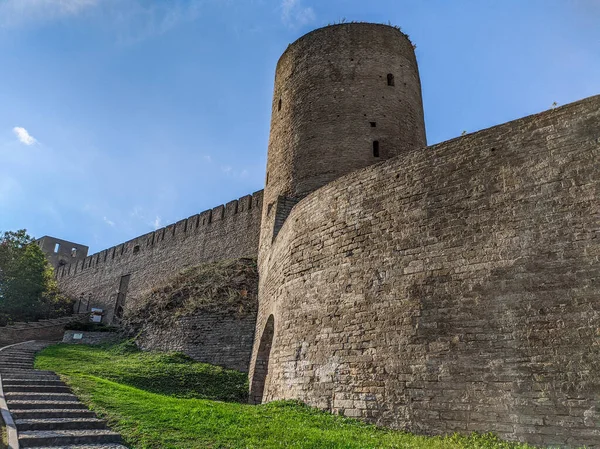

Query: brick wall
[62,330,122,346]
[251,95,600,447]
[136,311,257,372]
[0,315,87,347]
[55,191,263,324]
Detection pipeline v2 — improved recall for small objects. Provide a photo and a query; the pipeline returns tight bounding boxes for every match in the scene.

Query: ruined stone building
[42,23,599,447]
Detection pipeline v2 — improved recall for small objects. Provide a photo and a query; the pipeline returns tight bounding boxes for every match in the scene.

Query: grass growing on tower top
[35,342,537,449]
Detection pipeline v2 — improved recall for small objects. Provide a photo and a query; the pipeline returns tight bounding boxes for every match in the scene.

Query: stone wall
[56,191,263,324]
[251,95,600,447]
[62,330,122,346]
[0,315,87,347]
[136,311,257,372]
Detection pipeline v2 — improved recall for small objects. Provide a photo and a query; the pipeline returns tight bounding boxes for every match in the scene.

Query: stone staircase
[0,341,126,448]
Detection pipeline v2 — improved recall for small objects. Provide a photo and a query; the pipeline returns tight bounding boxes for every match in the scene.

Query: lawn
[35,342,536,449]
[0,412,6,449]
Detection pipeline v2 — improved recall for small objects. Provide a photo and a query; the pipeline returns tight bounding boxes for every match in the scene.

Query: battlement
[56,191,263,280]
[55,190,263,324]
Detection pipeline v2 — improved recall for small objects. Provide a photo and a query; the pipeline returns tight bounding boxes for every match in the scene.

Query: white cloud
[0,0,203,40]
[13,127,37,145]
[0,0,99,27]
[103,216,115,227]
[281,0,315,29]
[152,216,162,230]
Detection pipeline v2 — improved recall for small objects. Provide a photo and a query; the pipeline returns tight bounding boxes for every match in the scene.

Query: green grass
[35,343,536,449]
[0,412,6,449]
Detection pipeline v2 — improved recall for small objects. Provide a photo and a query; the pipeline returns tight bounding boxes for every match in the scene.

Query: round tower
[263,23,426,213]
[251,23,427,405]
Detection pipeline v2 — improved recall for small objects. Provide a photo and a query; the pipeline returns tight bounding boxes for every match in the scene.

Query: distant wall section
[136,311,257,372]
[250,96,600,447]
[57,191,263,324]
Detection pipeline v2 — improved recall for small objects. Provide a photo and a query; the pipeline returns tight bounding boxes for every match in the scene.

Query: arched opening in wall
[250,315,275,404]
[387,73,394,86]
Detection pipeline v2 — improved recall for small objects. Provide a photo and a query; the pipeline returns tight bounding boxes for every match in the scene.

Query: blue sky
[1,0,598,253]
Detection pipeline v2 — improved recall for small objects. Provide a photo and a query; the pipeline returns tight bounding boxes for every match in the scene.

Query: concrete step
[2,379,64,386]
[16,417,107,431]
[4,384,72,393]
[6,400,89,410]
[5,392,79,402]
[18,429,123,448]
[29,445,128,449]
[0,369,57,376]
[1,373,61,380]
[11,409,97,420]
[0,358,34,363]
[0,363,33,369]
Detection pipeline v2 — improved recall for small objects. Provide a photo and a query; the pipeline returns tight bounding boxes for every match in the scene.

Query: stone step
[11,409,97,420]
[4,384,71,393]
[6,400,89,410]
[29,445,128,449]
[0,358,34,363]
[1,379,64,386]
[16,417,107,431]
[18,429,123,448]
[5,392,79,402]
[0,369,57,376]
[0,363,33,369]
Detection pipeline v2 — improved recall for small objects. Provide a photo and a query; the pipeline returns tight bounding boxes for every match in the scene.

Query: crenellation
[212,204,225,222]
[225,199,238,217]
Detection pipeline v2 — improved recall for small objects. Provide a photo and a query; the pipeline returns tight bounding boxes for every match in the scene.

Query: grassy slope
[36,343,535,449]
[0,412,6,449]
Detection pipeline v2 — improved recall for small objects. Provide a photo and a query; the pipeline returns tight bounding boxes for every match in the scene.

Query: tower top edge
[277,22,412,68]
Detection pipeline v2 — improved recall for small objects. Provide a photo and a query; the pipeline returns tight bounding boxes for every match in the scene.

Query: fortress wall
[251,96,600,446]
[56,191,263,325]
[136,311,258,372]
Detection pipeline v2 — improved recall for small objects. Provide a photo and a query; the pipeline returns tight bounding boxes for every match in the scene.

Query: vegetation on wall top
[122,257,258,332]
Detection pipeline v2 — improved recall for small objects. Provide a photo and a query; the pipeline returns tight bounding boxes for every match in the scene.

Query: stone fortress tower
[256,22,427,401]
[261,23,426,247]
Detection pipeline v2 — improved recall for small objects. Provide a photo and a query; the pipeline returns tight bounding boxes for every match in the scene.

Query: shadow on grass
[35,340,249,403]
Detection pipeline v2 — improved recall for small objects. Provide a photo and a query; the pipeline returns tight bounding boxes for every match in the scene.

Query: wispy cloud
[0,0,204,42]
[103,216,115,227]
[0,0,99,27]
[152,216,162,230]
[13,127,38,145]
[281,0,315,29]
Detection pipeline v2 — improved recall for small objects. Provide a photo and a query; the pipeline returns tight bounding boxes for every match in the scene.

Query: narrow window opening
[387,73,395,86]
[71,247,77,257]
[53,243,60,253]
[278,98,282,111]
[266,172,269,185]
[373,140,380,158]
[133,245,140,254]
[370,122,376,128]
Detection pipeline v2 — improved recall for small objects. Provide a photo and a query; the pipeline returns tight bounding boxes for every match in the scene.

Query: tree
[0,229,74,325]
